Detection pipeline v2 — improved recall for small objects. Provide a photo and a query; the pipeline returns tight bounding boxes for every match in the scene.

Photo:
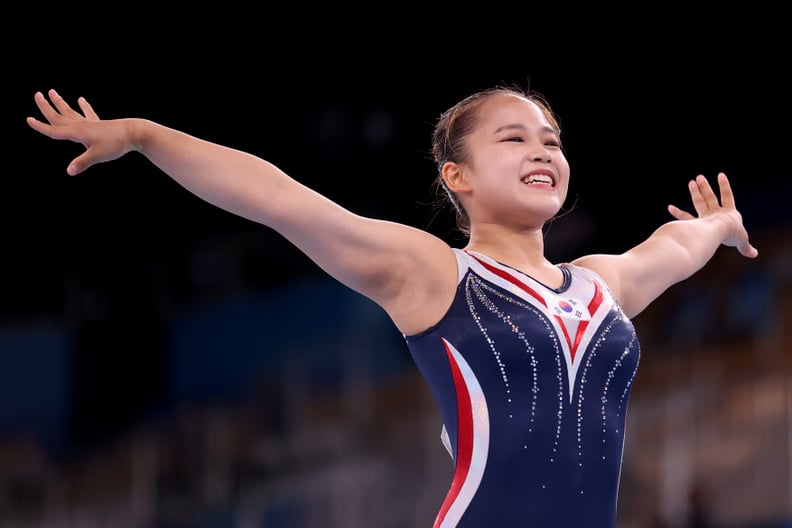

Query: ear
[441,162,472,194]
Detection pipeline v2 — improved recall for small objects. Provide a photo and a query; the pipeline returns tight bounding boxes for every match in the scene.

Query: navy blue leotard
[405,249,640,527]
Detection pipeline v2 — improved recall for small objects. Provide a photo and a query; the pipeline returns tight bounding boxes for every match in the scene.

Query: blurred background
[2,9,791,528]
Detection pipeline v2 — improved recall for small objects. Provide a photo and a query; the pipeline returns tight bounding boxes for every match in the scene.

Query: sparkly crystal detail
[462,270,640,491]
[465,274,555,432]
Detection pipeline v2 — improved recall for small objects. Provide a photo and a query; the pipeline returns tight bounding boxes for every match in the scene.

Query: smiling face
[442,92,571,232]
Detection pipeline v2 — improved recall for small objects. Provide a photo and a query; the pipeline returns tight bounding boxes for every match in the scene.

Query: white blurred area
[0,223,790,528]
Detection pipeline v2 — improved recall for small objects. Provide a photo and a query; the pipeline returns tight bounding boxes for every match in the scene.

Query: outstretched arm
[26,90,339,227]
[26,89,459,335]
[573,173,758,318]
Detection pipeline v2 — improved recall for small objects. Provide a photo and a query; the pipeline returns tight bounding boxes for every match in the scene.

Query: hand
[667,172,759,259]
[26,89,135,176]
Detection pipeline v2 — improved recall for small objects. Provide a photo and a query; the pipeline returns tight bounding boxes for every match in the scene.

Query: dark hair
[431,83,562,236]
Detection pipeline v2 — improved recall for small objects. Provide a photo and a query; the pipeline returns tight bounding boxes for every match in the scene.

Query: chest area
[451,268,639,399]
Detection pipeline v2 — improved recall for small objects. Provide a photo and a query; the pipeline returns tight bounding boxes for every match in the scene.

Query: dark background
[3,11,790,457]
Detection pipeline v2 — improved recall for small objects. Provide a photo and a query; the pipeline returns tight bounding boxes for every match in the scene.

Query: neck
[464,224,549,268]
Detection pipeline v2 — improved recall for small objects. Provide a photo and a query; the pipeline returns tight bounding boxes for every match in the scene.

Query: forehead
[477,93,554,132]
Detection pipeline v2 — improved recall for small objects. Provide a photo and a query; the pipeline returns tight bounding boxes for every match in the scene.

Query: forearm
[131,118,298,226]
[649,215,733,280]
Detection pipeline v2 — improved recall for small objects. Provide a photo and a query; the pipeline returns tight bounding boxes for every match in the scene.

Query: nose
[530,147,552,163]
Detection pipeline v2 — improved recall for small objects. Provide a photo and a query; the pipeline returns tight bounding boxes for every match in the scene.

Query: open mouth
[520,174,554,186]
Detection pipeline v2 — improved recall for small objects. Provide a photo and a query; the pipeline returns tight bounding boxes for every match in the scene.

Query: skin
[26,89,758,338]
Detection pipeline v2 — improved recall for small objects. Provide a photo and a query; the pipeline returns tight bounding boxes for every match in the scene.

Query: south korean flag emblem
[550,296,591,321]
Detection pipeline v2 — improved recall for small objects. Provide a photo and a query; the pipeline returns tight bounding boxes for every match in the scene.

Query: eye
[504,136,524,143]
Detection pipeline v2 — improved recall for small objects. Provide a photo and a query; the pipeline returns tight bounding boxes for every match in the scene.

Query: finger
[47,89,83,119]
[26,115,51,135]
[66,158,84,176]
[26,115,70,140]
[67,151,97,176]
[694,174,720,211]
[687,178,706,215]
[77,97,100,120]
[716,172,736,209]
[33,91,62,124]
[26,115,83,142]
[738,241,759,259]
[667,204,695,220]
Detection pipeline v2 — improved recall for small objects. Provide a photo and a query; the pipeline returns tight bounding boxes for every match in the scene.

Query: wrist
[125,118,152,153]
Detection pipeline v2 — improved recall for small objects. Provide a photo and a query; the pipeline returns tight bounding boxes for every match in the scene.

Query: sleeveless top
[404,249,640,527]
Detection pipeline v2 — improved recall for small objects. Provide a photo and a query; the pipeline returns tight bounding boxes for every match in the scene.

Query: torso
[404,249,641,528]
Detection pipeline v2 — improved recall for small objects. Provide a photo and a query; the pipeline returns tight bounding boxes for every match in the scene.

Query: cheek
[557,163,571,196]
[557,158,571,182]
[479,150,511,168]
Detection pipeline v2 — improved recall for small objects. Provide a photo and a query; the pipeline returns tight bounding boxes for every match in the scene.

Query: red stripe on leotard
[433,340,474,528]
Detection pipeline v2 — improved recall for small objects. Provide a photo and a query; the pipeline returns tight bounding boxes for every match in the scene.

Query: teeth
[521,175,552,184]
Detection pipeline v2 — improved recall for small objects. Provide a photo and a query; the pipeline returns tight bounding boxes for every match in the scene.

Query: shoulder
[563,261,605,283]
[451,247,472,276]
[568,254,623,300]
[385,243,466,337]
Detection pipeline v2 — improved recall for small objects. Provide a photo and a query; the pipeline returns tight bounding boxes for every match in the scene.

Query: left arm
[573,173,758,318]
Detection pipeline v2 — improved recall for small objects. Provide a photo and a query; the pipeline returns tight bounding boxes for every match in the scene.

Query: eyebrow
[493,123,558,135]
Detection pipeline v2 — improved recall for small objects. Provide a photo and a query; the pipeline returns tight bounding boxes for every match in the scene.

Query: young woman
[27,85,757,527]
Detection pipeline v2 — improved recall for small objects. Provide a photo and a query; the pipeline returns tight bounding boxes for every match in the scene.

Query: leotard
[405,249,640,527]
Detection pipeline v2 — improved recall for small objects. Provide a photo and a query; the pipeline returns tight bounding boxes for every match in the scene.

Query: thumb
[67,152,96,176]
[668,204,695,221]
[738,241,759,259]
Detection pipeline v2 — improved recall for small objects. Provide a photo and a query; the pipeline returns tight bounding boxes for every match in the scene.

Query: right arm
[26,89,459,336]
